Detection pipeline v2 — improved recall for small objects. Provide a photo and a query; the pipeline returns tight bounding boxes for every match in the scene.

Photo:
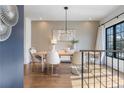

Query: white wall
[99,6,124,72]
[24,18,31,64]
[101,6,124,25]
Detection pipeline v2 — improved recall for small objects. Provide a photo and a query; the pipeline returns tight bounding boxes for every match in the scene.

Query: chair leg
[41,62,44,72]
[51,64,53,75]
[32,63,34,72]
[46,64,59,76]
[72,64,81,75]
[47,64,49,74]
[75,65,81,75]
[31,62,36,72]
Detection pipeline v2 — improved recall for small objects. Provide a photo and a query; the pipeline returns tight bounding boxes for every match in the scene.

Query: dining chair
[71,51,82,75]
[46,47,60,75]
[29,47,42,72]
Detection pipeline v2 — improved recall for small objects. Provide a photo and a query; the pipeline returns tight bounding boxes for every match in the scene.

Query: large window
[106,21,124,59]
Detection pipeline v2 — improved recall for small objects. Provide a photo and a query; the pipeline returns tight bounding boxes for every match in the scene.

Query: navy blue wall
[0,5,24,88]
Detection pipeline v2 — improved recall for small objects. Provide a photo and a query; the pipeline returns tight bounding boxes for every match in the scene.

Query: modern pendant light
[0,5,19,42]
[0,5,19,26]
[64,6,68,33]
[0,19,12,42]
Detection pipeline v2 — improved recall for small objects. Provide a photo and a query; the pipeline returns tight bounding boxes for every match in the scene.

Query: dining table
[33,50,74,72]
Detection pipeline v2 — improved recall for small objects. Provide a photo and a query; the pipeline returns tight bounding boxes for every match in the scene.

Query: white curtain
[96,26,105,50]
[96,26,106,64]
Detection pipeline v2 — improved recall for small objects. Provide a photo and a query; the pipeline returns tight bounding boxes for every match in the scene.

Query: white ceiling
[24,5,119,21]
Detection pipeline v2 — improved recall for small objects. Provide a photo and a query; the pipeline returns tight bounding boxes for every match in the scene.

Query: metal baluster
[112,51,113,88]
[117,52,119,88]
[88,52,89,88]
[123,51,124,88]
[100,52,101,88]
[106,51,107,88]
[94,51,95,88]
[82,52,84,88]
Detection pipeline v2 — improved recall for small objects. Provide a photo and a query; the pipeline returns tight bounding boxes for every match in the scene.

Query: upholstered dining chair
[71,51,82,75]
[29,47,42,72]
[46,46,60,75]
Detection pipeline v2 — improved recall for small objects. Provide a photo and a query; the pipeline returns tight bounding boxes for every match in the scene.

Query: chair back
[47,49,60,65]
[72,51,82,65]
[29,47,37,54]
[29,47,38,62]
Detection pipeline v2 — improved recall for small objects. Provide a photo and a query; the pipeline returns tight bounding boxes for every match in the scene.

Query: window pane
[116,24,121,33]
[106,27,114,57]
[107,27,113,35]
[107,52,113,56]
[116,41,121,49]
[107,35,113,42]
[107,29,110,35]
[121,31,124,39]
[122,53,124,59]
[116,52,124,59]
[106,22,124,59]
[107,41,113,56]
[110,27,113,34]
[116,33,122,41]
[110,35,113,42]
[122,40,124,50]
[107,41,113,48]
[116,31,124,50]
[121,23,124,31]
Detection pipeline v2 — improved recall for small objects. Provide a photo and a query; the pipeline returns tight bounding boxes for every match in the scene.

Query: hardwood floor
[24,63,81,88]
[24,62,124,88]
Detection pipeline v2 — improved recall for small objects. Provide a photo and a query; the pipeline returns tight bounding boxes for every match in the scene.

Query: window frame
[106,21,124,60]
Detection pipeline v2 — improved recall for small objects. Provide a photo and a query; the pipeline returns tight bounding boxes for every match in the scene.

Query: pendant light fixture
[0,5,19,26]
[0,5,19,42]
[64,6,68,33]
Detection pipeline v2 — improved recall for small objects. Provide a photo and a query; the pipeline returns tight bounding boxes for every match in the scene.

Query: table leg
[41,55,44,72]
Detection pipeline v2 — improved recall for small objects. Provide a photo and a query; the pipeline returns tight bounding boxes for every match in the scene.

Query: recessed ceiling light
[88,17,92,20]
[40,17,42,20]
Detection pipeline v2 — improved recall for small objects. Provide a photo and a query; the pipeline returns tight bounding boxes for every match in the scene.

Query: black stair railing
[80,50,124,88]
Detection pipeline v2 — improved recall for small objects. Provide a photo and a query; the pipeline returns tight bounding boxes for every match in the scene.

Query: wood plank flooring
[24,63,81,88]
[24,63,124,88]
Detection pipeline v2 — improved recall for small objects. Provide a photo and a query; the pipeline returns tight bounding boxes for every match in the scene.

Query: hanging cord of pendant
[64,7,68,33]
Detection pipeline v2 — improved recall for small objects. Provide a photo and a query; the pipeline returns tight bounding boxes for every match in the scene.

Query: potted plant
[71,39,79,50]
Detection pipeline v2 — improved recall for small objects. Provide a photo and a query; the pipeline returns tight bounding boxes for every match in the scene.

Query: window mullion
[113,25,116,58]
